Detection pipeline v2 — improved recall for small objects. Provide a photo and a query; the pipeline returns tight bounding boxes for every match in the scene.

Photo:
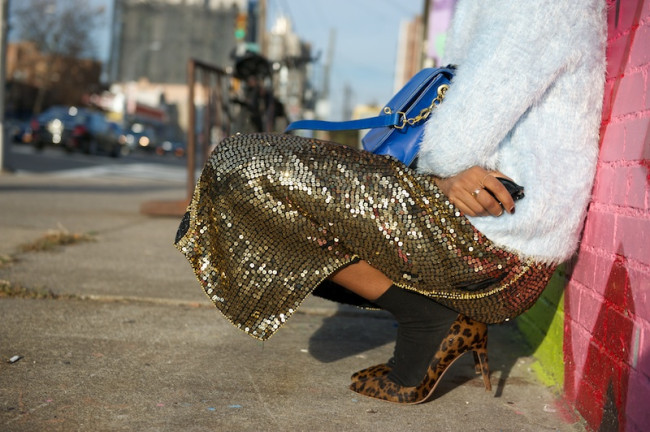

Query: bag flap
[382,67,453,114]
[362,68,453,153]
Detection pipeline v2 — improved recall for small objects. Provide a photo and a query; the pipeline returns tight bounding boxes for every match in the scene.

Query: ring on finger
[471,188,482,198]
[480,173,493,188]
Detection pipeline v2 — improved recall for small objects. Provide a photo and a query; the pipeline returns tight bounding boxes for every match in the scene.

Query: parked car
[155,140,186,157]
[67,113,127,157]
[123,122,158,154]
[30,105,80,150]
[6,119,31,144]
[29,106,127,157]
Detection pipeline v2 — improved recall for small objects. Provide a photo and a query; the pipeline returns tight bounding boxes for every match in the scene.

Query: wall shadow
[307,304,396,364]
[306,280,396,363]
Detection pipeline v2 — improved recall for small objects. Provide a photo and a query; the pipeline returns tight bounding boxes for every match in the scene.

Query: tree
[11,0,105,113]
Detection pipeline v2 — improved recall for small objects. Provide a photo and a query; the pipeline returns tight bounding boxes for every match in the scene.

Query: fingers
[434,167,517,217]
[445,181,496,217]
[473,187,506,216]
[481,174,516,214]
[442,176,487,217]
[453,190,484,217]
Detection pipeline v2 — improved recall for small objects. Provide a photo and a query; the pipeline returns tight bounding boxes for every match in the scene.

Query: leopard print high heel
[349,315,492,404]
[350,351,488,382]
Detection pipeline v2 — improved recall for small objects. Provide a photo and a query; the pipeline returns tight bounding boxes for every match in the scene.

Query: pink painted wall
[563,1,650,430]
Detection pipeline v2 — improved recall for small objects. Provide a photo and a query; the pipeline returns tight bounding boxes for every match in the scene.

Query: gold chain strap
[386,84,449,130]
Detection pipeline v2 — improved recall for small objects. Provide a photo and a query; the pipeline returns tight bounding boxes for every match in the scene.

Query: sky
[266,0,424,117]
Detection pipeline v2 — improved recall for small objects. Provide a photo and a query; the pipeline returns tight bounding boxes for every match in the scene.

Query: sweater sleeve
[417,2,580,176]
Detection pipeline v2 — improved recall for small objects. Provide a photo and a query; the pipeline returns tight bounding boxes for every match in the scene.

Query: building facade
[109,0,246,84]
[393,14,424,93]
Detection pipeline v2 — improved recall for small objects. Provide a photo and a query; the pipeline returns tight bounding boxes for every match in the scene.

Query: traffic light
[235,13,247,40]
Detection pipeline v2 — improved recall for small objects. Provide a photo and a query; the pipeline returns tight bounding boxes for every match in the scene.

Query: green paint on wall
[516,267,567,388]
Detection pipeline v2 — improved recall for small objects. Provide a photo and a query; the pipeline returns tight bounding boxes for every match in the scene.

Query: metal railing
[141,57,280,216]
[185,58,234,200]
[141,58,237,216]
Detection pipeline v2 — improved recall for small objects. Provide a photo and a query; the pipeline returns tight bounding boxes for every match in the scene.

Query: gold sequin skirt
[175,133,555,340]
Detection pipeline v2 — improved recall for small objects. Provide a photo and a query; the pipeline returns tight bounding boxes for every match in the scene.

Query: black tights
[373,284,458,387]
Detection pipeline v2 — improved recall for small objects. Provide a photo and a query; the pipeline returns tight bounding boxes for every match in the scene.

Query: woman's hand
[434,166,516,217]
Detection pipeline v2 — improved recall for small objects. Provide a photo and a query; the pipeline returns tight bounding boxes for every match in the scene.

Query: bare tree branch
[13,0,105,59]
[11,0,106,113]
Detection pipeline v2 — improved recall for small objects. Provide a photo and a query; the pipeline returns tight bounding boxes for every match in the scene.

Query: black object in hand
[488,177,525,202]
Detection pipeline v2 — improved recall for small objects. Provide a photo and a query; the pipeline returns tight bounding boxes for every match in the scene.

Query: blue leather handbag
[285,67,454,167]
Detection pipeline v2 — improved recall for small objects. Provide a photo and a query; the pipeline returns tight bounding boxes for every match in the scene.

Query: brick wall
[562,1,650,431]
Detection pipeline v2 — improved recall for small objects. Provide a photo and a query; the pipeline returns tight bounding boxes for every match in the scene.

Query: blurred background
[0,0,457,169]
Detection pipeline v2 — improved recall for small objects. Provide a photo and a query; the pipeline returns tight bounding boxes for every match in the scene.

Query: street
[4,142,188,182]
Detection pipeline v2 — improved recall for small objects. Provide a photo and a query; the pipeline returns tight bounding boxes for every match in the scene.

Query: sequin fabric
[175,133,555,341]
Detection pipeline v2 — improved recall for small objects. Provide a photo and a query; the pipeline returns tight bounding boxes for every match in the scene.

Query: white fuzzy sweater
[418,0,607,264]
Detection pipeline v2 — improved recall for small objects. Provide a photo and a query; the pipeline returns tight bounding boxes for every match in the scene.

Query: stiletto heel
[473,351,481,374]
[474,349,492,391]
[349,315,491,404]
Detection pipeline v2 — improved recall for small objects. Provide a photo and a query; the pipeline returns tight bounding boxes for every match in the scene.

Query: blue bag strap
[284,66,455,134]
[284,112,402,133]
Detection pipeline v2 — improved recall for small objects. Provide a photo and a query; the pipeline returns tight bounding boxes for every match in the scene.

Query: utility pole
[321,28,336,100]
[315,28,335,120]
[342,82,353,121]
[0,0,8,173]
[257,0,267,55]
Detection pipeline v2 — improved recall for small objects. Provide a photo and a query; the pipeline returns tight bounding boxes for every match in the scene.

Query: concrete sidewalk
[0,170,587,431]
